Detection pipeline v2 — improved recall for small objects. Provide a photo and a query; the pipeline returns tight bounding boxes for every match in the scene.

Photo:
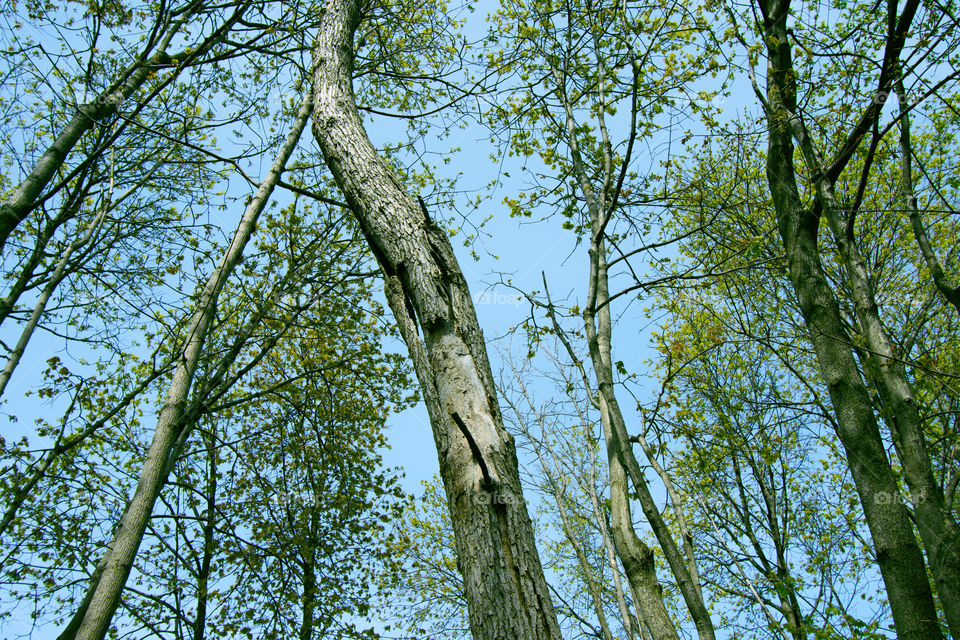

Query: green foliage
[384,476,469,639]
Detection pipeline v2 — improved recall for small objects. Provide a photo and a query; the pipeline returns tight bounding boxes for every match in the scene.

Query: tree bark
[310,2,561,638]
[758,1,944,636]
[582,246,704,640]
[817,140,960,640]
[63,91,314,640]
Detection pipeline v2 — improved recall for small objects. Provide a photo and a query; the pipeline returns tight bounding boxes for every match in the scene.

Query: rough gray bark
[63,92,314,640]
[758,1,944,636]
[309,2,561,638]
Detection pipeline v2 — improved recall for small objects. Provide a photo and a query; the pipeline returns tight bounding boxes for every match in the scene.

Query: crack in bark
[451,411,497,492]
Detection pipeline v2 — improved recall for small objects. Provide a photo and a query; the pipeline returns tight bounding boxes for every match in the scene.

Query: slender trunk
[63,92,313,640]
[310,3,561,638]
[554,512,616,640]
[757,462,806,640]
[549,43,714,638]
[764,11,960,632]
[192,435,218,640]
[582,249,682,640]
[602,423,680,640]
[0,197,109,397]
[895,77,960,624]
[896,79,960,314]
[817,152,960,639]
[299,542,316,640]
[759,1,943,636]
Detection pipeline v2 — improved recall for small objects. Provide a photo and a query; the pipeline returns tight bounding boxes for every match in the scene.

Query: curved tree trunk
[310,2,561,638]
[542,42,715,639]
[895,78,960,315]
[582,246,706,640]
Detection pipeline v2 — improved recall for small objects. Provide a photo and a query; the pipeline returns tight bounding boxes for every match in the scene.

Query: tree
[121,217,412,639]
[62,88,315,640]
[310,1,562,638]
[0,0,249,251]
[479,0,728,635]
[499,344,650,640]
[3,0,960,637]
[387,477,471,639]
[735,0,960,634]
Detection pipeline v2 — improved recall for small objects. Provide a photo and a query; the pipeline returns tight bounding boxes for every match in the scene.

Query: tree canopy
[1,0,958,638]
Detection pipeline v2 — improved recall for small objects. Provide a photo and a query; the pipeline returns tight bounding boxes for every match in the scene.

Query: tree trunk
[546,50,714,639]
[192,434,218,640]
[815,133,960,640]
[63,91,314,640]
[299,542,317,640]
[310,3,561,638]
[582,246,707,640]
[897,76,960,314]
[603,426,680,640]
[759,1,943,636]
